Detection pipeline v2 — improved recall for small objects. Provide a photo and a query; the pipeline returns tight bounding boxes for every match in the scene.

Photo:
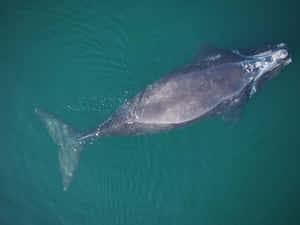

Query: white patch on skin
[250,86,257,96]
[242,62,256,73]
[255,61,262,67]
[205,54,222,61]
[271,49,288,61]
[285,58,292,65]
[277,43,286,47]
[234,98,240,103]
[134,110,139,120]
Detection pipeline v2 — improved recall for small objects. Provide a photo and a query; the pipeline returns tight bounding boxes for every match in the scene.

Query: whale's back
[133,63,246,125]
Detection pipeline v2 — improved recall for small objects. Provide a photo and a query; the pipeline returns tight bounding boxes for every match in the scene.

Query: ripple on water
[65,90,130,114]
[11,3,131,77]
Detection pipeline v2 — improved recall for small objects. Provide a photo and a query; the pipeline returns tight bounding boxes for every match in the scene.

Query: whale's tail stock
[35,108,87,191]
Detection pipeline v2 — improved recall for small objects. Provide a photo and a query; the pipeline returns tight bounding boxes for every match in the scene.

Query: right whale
[35,43,292,190]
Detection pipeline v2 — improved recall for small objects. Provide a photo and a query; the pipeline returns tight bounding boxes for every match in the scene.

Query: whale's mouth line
[232,47,289,60]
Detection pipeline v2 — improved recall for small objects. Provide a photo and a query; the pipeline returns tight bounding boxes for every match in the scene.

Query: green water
[1,0,299,225]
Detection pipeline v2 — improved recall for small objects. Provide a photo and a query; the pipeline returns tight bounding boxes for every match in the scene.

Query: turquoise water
[1,0,299,225]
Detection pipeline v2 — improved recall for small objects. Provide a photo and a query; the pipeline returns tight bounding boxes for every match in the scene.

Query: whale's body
[36,43,292,190]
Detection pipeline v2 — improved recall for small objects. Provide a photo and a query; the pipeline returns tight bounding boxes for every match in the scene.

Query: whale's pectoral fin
[195,44,220,58]
[35,108,85,191]
[222,86,251,124]
[190,44,242,69]
[222,105,245,124]
[192,44,223,64]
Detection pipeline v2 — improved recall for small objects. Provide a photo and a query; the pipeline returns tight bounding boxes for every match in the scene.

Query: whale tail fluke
[35,108,86,191]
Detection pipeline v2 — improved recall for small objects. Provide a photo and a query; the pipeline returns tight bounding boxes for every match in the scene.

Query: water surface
[1,0,299,225]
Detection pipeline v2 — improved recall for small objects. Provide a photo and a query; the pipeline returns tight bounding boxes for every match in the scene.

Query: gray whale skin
[35,43,292,190]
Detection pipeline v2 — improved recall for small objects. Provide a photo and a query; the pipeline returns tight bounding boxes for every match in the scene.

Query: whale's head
[233,43,292,96]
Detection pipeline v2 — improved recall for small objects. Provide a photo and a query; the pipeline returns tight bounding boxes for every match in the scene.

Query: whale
[35,43,292,190]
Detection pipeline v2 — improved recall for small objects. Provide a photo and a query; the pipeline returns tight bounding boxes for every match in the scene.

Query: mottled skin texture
[36,43,291,190]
